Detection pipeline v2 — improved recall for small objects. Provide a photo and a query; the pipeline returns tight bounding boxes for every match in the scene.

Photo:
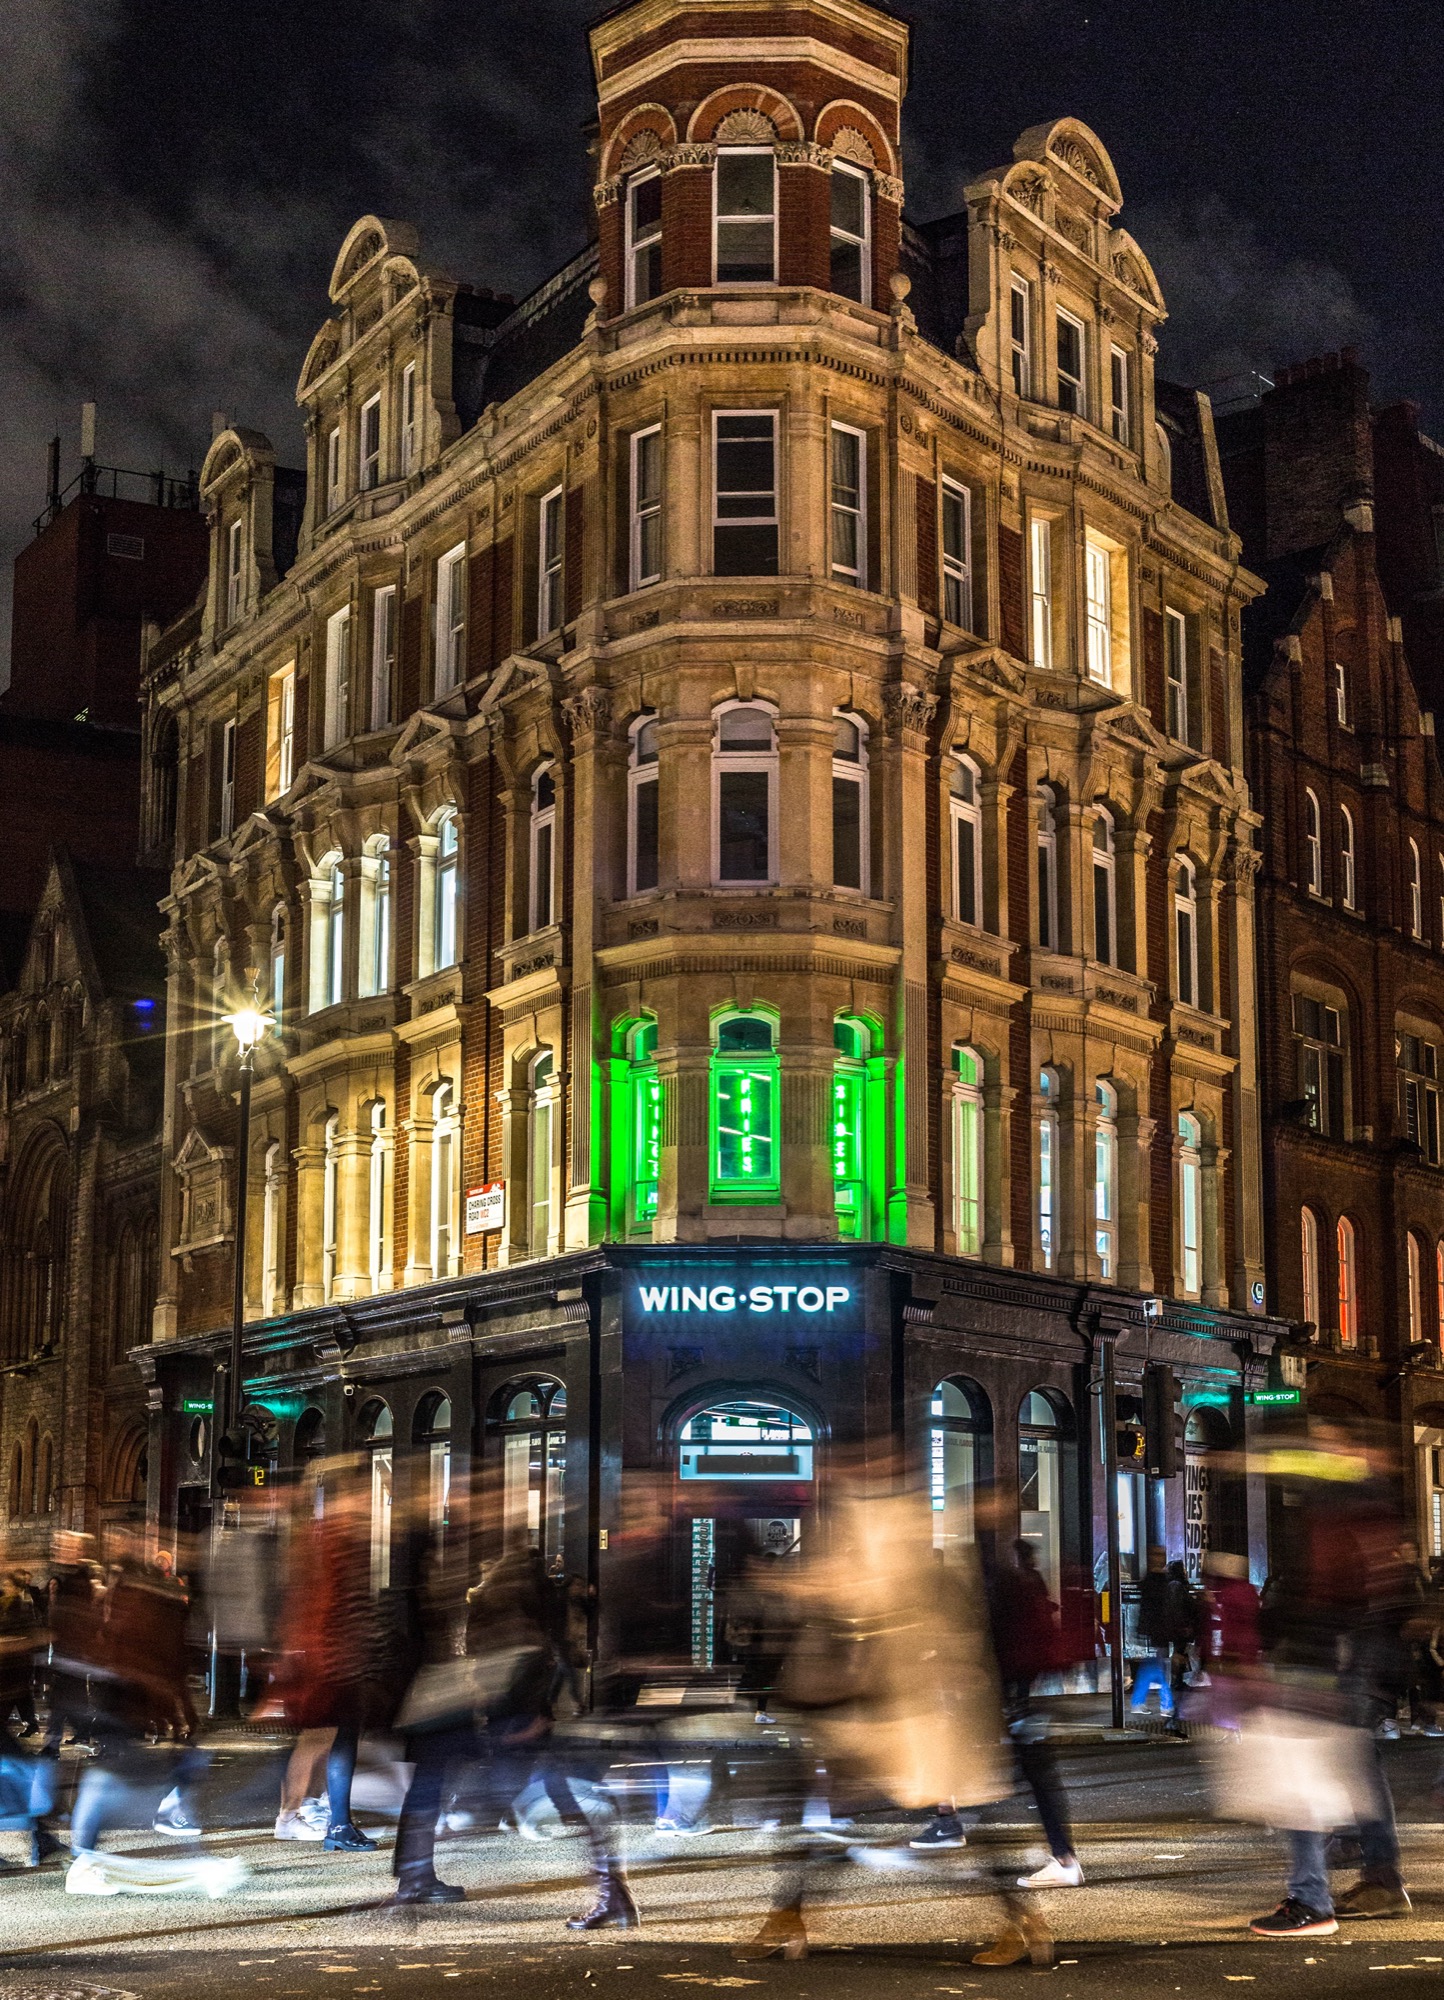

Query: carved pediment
[173,1124,233,1254]
[831,126,876,168]
[476,654,549,713]
[715,109,778,145]
[619,128,665,171]
[391,706,461,763]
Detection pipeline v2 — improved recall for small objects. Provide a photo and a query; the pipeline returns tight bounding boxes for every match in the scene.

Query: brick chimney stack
[1261,346,1373,561]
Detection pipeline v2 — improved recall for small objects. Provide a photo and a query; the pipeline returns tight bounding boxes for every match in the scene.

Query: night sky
[1,0,1438,681]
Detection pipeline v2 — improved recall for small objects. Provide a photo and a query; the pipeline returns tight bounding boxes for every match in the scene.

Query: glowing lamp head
[225,1005,273,1055]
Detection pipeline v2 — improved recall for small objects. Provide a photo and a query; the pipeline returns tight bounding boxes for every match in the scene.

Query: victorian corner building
[133,0,1284,1665]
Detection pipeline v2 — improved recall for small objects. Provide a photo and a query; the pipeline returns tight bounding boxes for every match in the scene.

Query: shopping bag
[1205,1706,1371,1832]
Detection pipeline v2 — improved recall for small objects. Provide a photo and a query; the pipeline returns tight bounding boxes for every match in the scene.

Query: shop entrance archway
[674,1396,816,1668]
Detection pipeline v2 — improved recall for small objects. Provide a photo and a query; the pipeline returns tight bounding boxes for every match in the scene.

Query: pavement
[5,1731,1444,1997]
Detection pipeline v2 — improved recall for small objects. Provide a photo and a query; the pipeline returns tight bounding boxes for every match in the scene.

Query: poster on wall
[1184,1451,1211,1582]
[465,1183,504,1234]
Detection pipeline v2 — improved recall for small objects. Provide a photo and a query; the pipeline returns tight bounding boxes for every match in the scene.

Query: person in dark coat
[1130,1546,1177,1719]
[0,1572,44,1736]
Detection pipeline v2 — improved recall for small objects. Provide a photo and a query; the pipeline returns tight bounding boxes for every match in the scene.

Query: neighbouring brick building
[1221,351,1444,1554]
[138,0,1283,1666]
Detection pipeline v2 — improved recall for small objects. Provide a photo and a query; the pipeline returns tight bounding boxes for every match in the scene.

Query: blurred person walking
[0,1568,44,1737]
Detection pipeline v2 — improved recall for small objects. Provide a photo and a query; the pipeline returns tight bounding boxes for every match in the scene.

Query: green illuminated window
[629,1019,660,1224]
[952,1045,983,1256]
[711,1013,778,1199]
[833,1019,866,1237]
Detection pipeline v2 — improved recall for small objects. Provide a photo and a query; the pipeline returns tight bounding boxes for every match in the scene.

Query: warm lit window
[1037,784,1059,950]
[1094,1079,1118,1280]
[1301,1206,1320,1329]
[360,835,391,998]
[1164,607,1191,744]
[952,1045,984,1256]
[1084,536,1112,686]
[1178,1113,1202,1298]
[1410,838,1424,939]
[432,1083,458,1276]
[323,604,351,748]
[266,664,295,799]
[832,712,869,893]
[1175,855,1199,1008]
[630,426,663,589]
[1337,1216,1358,1346]
[714,148,776,283]
[942,479,972,629]
[399,361,418,476]
[1038,1067,1059,1270]
[1056,310,1085,416]
[711,1013,779,1200]
[713,412,778,576]
[950,755,983,927]
[831,424,866,587]
[1294,991,1345,1138]
[713,702,777,884]
[627,714,659,896]
[1029,516,1051,666]
[832,1017,874,1240]
[1398,1027,1441,1163]
[269,903,286,1029]
[218,718,236,839]
[527,1056,557,1255]
[829,162,871,303]
[1109,345,1130,445]
[435,543,466,694]
[529,764,557,932]
[226,518,244,625]
[538,486,564,636]
[1340,804,1357,909]
[368,1102,389,1292]
[358,392,381,491]
[625,168,663,308]
[1010,278,1032,398]
[1092,806,1117,966]
[370,585,397,729]
[326,861,346,1008]
[434,809,459,970]
[1304,788,1322,893]
[325,425,342,515]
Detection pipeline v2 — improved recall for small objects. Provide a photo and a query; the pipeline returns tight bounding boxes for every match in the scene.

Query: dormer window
[225,518,244,626]
[325,425,343,515]
[1010,278,1032,397]
[539,487,564,637]
[715,149,776,284]
[1109,346,1130,446]
[399,362,418,476]
[358,393,381,491]
[829,162,870,304]
[626,169,663,308]
[1056,310,1085,417]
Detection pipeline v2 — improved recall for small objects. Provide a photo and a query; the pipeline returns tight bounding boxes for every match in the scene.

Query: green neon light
[631,1022,661,1223]
[1248,1388,1302,1407]
[833,1066,864,1239]
[716,1065,775,1182]
[181,1398,214,1415]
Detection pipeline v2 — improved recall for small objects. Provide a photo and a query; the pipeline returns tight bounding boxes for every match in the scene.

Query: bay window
[630,425,663,590]
[1092,807,1117,966]
[1056,309,1085,416]
[952,1045,984,1257]
[832,712,869,893]
[942,478,972,630]
[713,702,776,884]
[714,149,776,283]
[627,714,659,896]
[830,424,866,587]
[950,755,984,927]
[358,392,381,491]
[529,763,557,931]
[829,162,871,303]
[711,1013,779,1201]
[713,412,778,576]
[626,168,663,308]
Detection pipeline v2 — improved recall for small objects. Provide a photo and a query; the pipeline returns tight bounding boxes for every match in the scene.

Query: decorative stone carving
[715,109,777,144]
[776,141,828,168]
[1051,137,1104,188]
[593,176,623,210]
[874,172,905,205]
[1112,251,1140,288]
[618,128,664,171]
[1058,213,1089,251]
[885,684,937,736]
[173,1126,232,1253]
[831,126,876,167]
[1010,172,1047,212]
[1141,331,1159,356]
[668,142,717,169]
[562,686,612,737]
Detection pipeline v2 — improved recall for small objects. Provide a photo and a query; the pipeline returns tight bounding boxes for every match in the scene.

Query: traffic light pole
[1100,1333,1125,1731]
[227,1047,253,1444]
[207,1040,254,1719]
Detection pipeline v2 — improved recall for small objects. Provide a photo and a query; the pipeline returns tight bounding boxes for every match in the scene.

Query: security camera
[343,1382,356,1399]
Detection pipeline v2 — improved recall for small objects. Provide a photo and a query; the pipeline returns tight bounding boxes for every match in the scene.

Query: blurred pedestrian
[1131,1546,1180,1720]
[0,1569,44,1737]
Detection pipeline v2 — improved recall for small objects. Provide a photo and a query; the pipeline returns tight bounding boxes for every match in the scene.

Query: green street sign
[1247,1389,1302,1407]
[181,1398,214,1415]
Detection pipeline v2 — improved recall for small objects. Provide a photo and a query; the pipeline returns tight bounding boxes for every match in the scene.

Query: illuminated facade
[141,0,1281,1651]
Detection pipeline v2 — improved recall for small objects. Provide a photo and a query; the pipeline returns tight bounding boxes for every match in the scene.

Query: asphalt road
[3,1738,1444,1997]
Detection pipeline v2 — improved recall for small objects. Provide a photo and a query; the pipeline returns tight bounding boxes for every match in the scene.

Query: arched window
[1037,784,1059,950]
[1340,805,1357,910]
[832,713,869,893]
[492,1378,567,1564]
[261,1139,282,1316]
[414,1392,452,1547]
[368,1101,390,1292]
[1301,1205,1320,1330]
[711,1012,779,1201]
[833,1017,876,1241]
[321,1111,340,1303]
[713,703,777,884]
[1409,1231,1425,1343]
[714,145,777,285]
[1337,1216,1359,1347]
[1094,1080,1118,1280]
[269,903,287,1029]
[625,166,663,309]
[1038,1067,1059,1271]
[361,1399,394,1591]
[1410,839,1425,939]
[951,1045,984,1257]
[1294,985,1348,1139]
[1178,1113,1203,1299]
[624,1020,660,1231]
[929,1377,990,1560]
[432,1083,458,1276]
[829,159,871,304]
[1175,856,1199,1008]
[1304,788,1322,895]
[1018,1389,1071,1594]
[950,755,983,927]
[434,808,459,971]
[529,763,557,932]
[627,715,659,897]
[527,1055,557,1256]
[1397,1020,1440,1162]
[24,1418,38,1515]
[360,836,391,997]
[1092,807,1117,965]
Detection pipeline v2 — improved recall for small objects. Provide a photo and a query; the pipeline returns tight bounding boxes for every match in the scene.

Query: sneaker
[274,1809,325,1842]
[153,1795,200,1839]
[910,1816,968,1851]
[1017,1855,1084,1889]
[298,1795,330,1829]
[65,1852,120,1896]
[1377,1718,1401,1740]
[1248,1898,1339,1938]
[1335,1880,1412,1919]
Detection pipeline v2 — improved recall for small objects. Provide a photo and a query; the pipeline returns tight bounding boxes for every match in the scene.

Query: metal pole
[207,1043,252,1719]
[1101,1334,1124,1731]
[229,1049,253,1437]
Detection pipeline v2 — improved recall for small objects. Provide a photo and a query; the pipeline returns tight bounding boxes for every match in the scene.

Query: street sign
[465,1182,504,1234]
[1247,1388,1302,1406]
[181,1398,214,1414]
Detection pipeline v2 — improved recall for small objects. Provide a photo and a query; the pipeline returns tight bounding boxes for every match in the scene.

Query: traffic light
[1144,1363,1180,1479]
[1116,1420,1146,1466]
[216,1411,277,1490]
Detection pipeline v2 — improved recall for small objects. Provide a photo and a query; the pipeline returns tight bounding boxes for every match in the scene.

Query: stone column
[1116,821,1151,980]
[405,1100,437,1284]
[886,684,938,1247]
[561,688,611,1250]
[291,1135,327,1310]
[1118,1109,1156,1292]
[334,1117,371,1300]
